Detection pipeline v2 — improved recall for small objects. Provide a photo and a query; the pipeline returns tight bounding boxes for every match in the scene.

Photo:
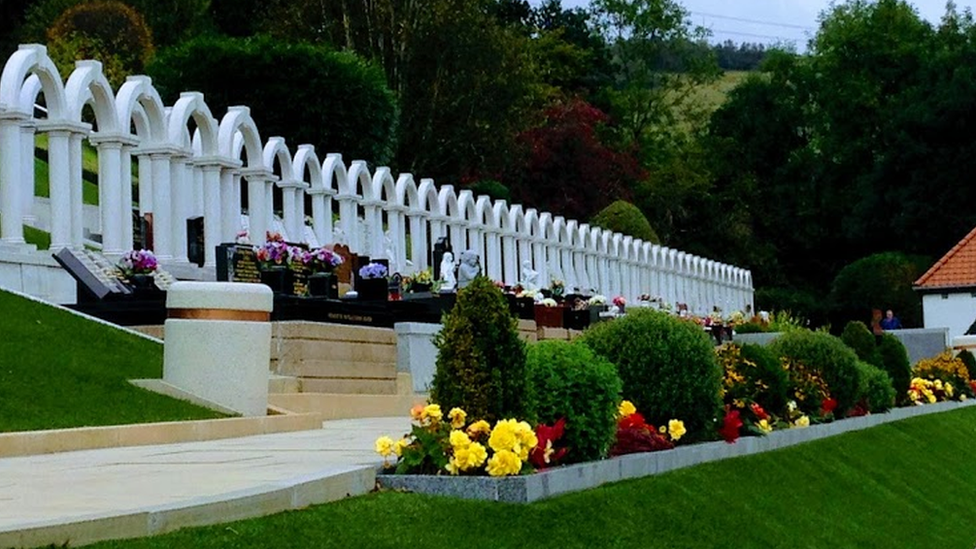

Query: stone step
[300,378,398,395]
[269,393,426,420]
[272,322,396,344]
[268,374,301,393]
[272,338,396,363]
[276,359,396,380]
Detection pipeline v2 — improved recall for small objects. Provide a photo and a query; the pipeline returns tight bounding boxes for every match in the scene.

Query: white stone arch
[0,44,69,245]
[538,212,556,285]
[493,200,516,284]
[417,178,442,270]
[293,145,328,245]
[474,195,498,280]
[338,160,370,253]
[218,106,265,252]
[563,219,580,290]
[395,173,425,271]
[367,167,397,263]
[437,185,463,251]
[263,137,301,241]
[456,190,482,268]
[574,222,592,292]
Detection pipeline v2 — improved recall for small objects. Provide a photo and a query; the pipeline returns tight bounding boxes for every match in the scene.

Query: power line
[691,11,816,31]
[709,28,803,42]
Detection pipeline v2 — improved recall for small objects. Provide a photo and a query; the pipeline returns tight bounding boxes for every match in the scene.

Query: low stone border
[0,412,324,458]
[378,399,976,503]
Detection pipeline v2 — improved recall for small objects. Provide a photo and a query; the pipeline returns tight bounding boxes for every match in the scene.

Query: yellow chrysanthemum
[374,436,395,457]
[757,419,773,433]
[486,449,522,477]
[515,421,538,452]
[421,404,443,423]
[668,420,686,441]
[448,407,467,429]
[618,400,637,417]
[794,415,810,428]
[394,437,410,456]
[445,460,460,475]
[449,429,471,450]
[946,383,954,397]
[488,419,519,452]
[457,442,488,470]
[467,420,491,438]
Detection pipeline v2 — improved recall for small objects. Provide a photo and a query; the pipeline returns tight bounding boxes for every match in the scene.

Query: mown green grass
[0,289,226,432]
[93,406,976,549]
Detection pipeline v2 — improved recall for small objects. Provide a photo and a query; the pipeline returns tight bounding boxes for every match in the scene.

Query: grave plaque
[291,260,310,296]
[53,247,131,301]
[216,243,262,283]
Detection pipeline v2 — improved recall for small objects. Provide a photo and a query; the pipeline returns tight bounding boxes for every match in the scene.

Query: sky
[557,0,976,50]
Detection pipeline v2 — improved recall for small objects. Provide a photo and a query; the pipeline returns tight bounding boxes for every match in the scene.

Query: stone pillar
[362,199,384,258]
[47,129,72,250]
[203,164,222,267]
[20,122,35,223]
[485,227,502,282]
[0,118,24,244]
[265,180,274,235]
[150,152,173,259]
[281,183,299,241]
[336,192,360,250]
[220,168,236,242]
[428,215,447,252]
[96,141,124,255]
[532,237,547,285]
[120,145,134,251]
[163,282,272,416]
[309,189,332,246]
[408,209,428,271]
[468,224,485,267]
[193,164,205,218]
[232,171,243,237]
[246,172,269,244]
[69,132,85,249]
[501,230,517,286]
[561,244,575,289]
[137,153,152,215]
[169,156,189,262]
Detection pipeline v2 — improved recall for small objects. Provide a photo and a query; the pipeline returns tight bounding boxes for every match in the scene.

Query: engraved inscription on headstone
[291,260,310,296]
[230,247,261,283]
[52,248,130,300]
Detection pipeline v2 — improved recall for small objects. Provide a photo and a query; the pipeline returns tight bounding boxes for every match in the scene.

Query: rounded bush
[431,276,528,423]
[840,321,883,368]
[769,330,861,416]
[855,360,895,413]
[590,200,660,244]
[582,309,722,439]
[467,180,511,203]
[957,349,976,380]
[829,252,928,328]
[737,343,790,414]
[148,36,398,165]
[878,333,911,403]
[526,340,622,463]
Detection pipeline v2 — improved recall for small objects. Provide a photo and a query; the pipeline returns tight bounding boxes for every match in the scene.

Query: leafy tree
[147,36,398,165]
[829,252,928,329]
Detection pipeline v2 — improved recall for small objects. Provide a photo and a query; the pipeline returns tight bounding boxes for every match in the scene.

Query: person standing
[880,309,902,330]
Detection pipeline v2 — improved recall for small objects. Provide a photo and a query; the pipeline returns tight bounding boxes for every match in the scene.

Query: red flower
[609,427,674,456]
[821,398,838,416]
[749,402,769,421]
[529,418,568,469]
[719,409,743,443]
[618,412,649,431]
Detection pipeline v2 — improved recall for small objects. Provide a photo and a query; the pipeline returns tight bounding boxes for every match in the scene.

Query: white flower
[588,295,607,305]
[541,298,558,307]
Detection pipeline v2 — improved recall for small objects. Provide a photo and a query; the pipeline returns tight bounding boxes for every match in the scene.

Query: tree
[591,200,660,244]
[829,252,929,329]
[147,36,398,165]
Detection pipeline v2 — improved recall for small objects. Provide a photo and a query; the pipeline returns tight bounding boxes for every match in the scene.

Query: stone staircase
[267,322,425,419]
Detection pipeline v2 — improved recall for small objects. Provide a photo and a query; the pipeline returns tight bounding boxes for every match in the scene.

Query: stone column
[95,140,124,255]
[468,224,485,267]
[532,237,547,285]
[386,204,407,272]
[0,117,24,244]
[20,122,35,223]
[46,129,72,250]
[150,152,173,259]
[137,152,152,215]
[232,171,243,238]
[169,155,189,263]
[193,164,204,218]
[246,172,269,244]
[428,215,447,253]
[69,132,85,249]
[309,189,332,246]
[407,209,428,271]
[362,199,384,258]
[501,229,517,286]
[203,164,222,267]
[120,145,134,251]
[336,191,360,251]
[219,168,235,242]
[265,180,274,235]
[281,183,299,241]
[485,227,502,282]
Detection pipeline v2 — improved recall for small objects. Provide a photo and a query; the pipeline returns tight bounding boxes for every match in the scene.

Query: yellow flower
[757,419,773,433]
[445,460,460,475]
[486,449,522,477]
[488,419,519,452]
[449,429,471,450]
[794,415,810,428]
[448,407,467,429]
[927,393,937,404]
[457,442,488,470]
[787,400,797,413]
[394,437,410,457]
[946,383,954,397]
[421,404,443,423]
[962,394,968,401]
[374,436,396,457]
[467,420,491,438]
[515,421,538,454]
[618,400,637,417]
[733,399,745,409]
[658,425,667,434]
[668,420,686,441]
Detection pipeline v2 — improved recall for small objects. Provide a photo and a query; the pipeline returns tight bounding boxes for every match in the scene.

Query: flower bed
[376,399,976,503]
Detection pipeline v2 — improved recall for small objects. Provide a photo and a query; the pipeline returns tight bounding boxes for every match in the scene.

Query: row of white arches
[0,44,754,313]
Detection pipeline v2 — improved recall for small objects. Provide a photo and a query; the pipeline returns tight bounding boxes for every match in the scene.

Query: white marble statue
[457,250,481,289]
[521,260,539,292]
[440,251,457,292]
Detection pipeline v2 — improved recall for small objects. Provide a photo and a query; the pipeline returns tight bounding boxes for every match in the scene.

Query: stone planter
[307,272,338,299]
[534,304,566,328]
[260,267,292,295]
[129,273,156,294]
[357,278,388,301]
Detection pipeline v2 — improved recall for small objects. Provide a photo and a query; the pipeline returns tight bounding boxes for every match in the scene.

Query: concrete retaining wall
[887,328,948,365]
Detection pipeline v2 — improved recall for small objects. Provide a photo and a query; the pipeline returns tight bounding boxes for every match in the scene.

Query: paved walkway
[0,417,412,548]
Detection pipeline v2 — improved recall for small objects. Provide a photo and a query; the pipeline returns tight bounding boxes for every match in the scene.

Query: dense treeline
[1,0,971,327]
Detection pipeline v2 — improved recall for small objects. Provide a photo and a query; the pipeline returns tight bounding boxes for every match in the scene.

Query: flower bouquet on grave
[306,247,344,274]
[255,234,293,294]
[549,278,565,299]
[357,262,389,301]
[611,295,626,315]
[404,267,434,293]
[116,250,158,292]
[304,247,343,298]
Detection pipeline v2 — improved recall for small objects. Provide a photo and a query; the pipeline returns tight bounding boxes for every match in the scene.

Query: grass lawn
[93,406,976,549]
[0,290,226,432]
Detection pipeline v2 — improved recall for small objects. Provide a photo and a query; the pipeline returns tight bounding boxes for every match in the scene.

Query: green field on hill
[0,289,225,432]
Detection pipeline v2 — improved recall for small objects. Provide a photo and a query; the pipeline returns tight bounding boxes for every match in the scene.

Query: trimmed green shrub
[582,309,721,439]
[878,333,912,404]
[526,340,622,463]
[829,252,929,328]
[958,349,976,381]
[840,321,883,368]
[769,330,861,416]
[590,200,661,244]
[467,180,511,203]
[23,0,209,47]
[431,276,528,423]
[148,36,398,165]
[738,343,790,414]
[855,360,895,413]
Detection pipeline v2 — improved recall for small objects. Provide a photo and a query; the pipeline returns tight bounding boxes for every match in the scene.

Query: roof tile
[915,225,976,289]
